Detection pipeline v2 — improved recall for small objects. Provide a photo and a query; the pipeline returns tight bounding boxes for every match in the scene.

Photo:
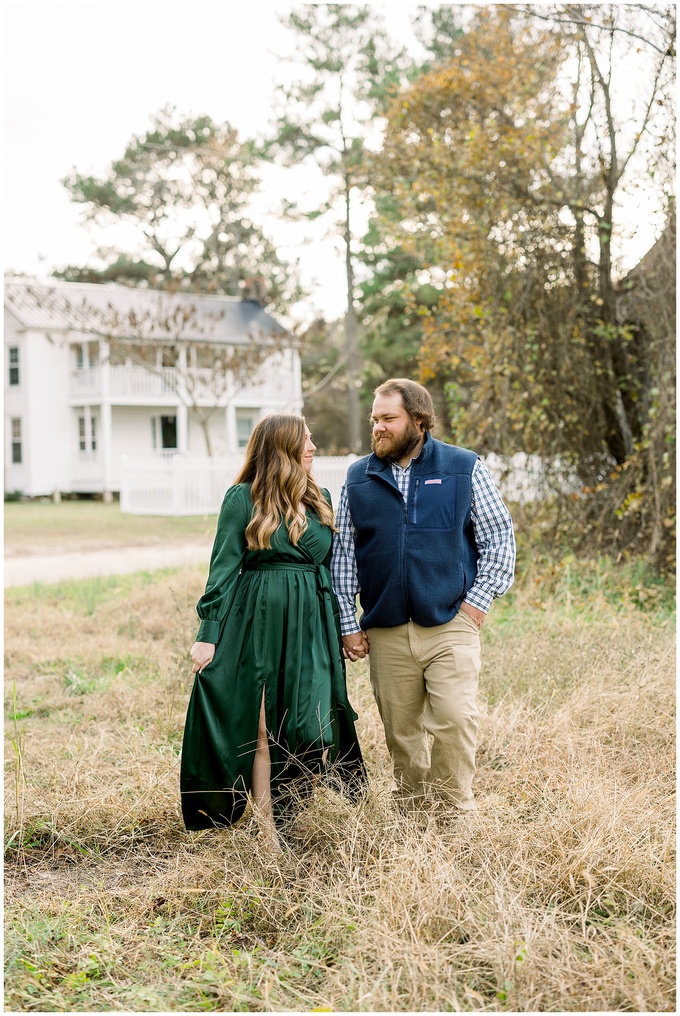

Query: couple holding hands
[180,378,516,853]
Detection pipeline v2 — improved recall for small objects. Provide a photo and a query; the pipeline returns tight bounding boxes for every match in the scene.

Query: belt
[241,560,333,598]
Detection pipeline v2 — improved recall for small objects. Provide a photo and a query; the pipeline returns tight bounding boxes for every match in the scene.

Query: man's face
[370,392,423,461]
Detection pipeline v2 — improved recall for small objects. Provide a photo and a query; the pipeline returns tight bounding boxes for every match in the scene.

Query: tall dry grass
[4,558,675,1012]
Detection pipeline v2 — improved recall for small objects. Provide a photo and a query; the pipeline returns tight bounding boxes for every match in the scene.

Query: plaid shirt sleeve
[465,458,516,613]
[330,482,363,635]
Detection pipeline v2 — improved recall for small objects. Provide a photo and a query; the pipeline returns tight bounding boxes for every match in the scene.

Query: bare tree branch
[514,4,672,55]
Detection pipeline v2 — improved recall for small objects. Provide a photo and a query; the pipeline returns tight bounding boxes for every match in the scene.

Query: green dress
[180,482,366,831]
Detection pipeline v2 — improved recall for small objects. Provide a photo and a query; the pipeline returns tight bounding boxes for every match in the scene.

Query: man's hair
[373,378,436,431]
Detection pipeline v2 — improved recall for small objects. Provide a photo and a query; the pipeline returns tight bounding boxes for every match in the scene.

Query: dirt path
[4,539,213,588]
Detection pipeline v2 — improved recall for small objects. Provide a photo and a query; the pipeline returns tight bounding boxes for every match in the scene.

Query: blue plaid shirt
[331,455,516,635]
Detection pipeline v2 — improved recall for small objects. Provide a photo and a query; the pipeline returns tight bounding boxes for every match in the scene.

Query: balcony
[69,366,298,404]
[70,366,101,397]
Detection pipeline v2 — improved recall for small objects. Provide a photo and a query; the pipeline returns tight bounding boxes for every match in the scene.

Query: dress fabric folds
[180,482,366,831]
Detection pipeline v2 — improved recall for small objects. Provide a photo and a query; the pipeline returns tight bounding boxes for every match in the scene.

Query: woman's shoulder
[225,481,252,498]
[220,482,253,512]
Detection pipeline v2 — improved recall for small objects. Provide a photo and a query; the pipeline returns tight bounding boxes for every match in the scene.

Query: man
[331,378,515,813]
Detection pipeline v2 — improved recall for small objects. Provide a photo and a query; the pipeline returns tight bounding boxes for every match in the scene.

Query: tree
[356,192,446,417]
[59,107,301,311]
[298,316,354,454]
[374,4,675,566]
[269,5,409,452]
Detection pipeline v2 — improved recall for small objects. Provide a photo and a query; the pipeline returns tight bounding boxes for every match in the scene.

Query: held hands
[190,641,215,674]
[342,631,370,662]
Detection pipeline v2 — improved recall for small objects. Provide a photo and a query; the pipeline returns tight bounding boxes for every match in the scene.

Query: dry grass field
[4,548,676,1012]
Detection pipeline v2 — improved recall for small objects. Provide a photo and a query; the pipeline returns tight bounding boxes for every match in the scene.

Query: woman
[180,414,366,851]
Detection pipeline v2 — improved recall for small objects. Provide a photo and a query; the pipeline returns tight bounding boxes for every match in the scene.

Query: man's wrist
[464,588,493,613]
[340,622,362,636]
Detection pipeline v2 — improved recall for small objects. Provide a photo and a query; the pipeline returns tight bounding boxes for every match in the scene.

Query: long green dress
[180,482,366,831]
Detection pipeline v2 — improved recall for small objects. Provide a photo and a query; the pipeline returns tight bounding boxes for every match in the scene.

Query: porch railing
[69,365,298,402]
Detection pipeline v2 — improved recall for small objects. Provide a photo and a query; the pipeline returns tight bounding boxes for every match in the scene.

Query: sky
[4,1,425,321]
[4,2,670,323]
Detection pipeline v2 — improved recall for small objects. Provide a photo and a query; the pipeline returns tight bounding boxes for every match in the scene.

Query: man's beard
[372,421,422,462]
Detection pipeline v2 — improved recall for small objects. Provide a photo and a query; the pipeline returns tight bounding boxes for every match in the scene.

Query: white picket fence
[119,453,359,515]
[119,450,562,516]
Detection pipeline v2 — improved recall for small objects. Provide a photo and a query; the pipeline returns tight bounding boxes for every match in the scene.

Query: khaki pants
[366,612,482,811]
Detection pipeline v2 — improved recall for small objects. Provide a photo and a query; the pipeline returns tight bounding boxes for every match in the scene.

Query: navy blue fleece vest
[346,435,479,629]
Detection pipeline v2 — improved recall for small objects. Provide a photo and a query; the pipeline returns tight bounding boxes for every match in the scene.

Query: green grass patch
[5,567,195,611]
[4,500,216,555]
[494,552,675,630]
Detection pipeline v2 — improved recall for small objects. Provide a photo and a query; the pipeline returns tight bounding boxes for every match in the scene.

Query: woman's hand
[190,641,216,674]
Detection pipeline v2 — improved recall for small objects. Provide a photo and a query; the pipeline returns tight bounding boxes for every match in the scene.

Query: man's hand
[459,602,486,630]
[342,631,370,661]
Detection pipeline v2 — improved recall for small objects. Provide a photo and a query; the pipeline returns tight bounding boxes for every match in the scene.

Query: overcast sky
[4,1,427,321]
[4,1,668,323]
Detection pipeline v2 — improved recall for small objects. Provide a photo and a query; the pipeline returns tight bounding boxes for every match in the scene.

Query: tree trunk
[198,415,213,457]
[344,176,363,453]
[599,201,636,462]
[344,195,362,452]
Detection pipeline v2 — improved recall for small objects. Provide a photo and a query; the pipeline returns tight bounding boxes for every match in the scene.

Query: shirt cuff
[196,619,221,644]
[464,587,493,613]
[337,598,361,635]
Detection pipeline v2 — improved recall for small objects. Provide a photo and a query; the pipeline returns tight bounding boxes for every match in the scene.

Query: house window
[75,345,84,371]
[11,418,22,464]
[8,347,19,386]
[152,415,177,450]
[77,412,97,452]
[236,409,257,449]
[161,415,177,449]
[87,342,99,367]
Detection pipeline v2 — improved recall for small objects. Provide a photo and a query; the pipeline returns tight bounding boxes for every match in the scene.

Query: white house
[4,277,302,499]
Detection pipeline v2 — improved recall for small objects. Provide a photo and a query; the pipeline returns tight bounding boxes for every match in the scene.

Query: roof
[4,277,288,345]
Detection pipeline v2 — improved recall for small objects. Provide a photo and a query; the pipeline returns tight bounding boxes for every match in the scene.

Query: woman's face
[302,426,316,473]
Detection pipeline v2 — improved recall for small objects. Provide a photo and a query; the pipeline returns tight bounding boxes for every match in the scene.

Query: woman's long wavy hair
[233,413,335,549]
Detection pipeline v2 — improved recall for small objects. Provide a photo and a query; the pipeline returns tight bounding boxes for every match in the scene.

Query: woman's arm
[194,484,250,645]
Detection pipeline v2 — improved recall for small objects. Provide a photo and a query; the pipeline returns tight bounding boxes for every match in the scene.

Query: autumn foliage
[375,6,675,569]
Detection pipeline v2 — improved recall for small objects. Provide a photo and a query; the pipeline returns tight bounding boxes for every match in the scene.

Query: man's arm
[464,458,516,622]
[330,484,369,659]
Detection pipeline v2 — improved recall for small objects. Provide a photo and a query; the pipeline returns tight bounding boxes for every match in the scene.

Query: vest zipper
[412,478,420,524]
